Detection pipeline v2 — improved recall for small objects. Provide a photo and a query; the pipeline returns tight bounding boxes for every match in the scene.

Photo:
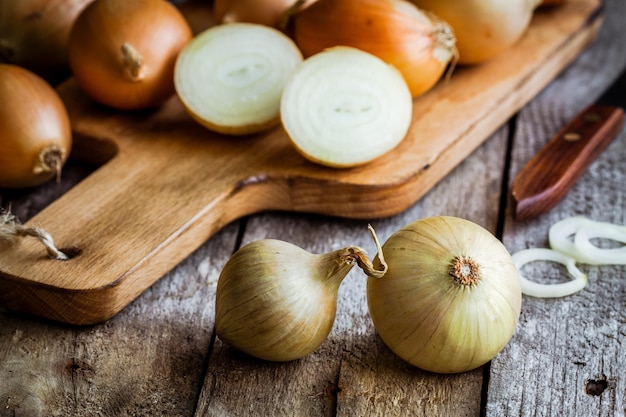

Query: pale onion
[0,0,94,84]
[215,226,386,361]
[511,248,587,298]
[280,46,413,168]
[175,23,302,135]
[408,0,540,64]
[0,64,72,188]
[292,0,456,98]
[549,216,626,265]
[213,0,318,28]
[68,0,193,110]
[367,216,522,374]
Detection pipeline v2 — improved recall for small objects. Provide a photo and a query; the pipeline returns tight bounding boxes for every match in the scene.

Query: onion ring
[512,248,587,298]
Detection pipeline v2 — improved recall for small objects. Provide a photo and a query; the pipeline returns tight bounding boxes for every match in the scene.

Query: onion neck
[449,255,481,287]
[121,42,145,82]
[33,144,64,182]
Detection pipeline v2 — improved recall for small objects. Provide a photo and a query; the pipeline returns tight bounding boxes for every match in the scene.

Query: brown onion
[68,0,193,110]
[213,0,318,28]
[292,0,456,98]
[0,0,94,84]
[0,64,72,188]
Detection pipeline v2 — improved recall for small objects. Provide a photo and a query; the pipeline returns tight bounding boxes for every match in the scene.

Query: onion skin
[215,240,358,361]
[213,0,319,28]
[367,216,522,373]
[0,0,94,84]
[292,0,456,98]
[68,0,193,110]
[0,64,72,188]
[408,0,539,64]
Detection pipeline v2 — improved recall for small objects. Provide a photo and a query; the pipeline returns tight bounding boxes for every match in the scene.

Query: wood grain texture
[487,0,626,413]
[1,0,624,415]
[512,104,624,220]
[0,0,603,325]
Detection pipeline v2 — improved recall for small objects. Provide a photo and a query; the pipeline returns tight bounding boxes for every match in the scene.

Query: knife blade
[511,68,626,221]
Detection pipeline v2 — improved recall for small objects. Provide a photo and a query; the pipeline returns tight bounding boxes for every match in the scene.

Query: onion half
[175,23,303,135]
[280,46,413,168]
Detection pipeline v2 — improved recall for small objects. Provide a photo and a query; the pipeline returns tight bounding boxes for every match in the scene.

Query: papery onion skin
[0,64,72,188]
[0,0,94,84]
[215,240,358,361]
[68,0,193,110]
[292,0,456,98]
[408,0,539,64]
[213,0,319,28]
[367,216,522,373]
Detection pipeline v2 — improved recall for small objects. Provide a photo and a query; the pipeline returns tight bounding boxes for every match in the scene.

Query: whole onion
[367,216,522,373]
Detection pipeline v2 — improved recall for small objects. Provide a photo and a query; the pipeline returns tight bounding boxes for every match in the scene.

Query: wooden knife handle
[512,104,625,221]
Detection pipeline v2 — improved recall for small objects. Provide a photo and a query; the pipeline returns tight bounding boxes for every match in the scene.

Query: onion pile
[68,0,193,110]
[0,64,72,188]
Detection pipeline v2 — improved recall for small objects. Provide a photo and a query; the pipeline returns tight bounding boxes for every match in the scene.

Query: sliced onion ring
[574,223,626,265]
[549,216,626,265]
[512,248,587,298]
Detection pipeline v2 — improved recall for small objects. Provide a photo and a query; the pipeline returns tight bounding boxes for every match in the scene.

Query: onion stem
[121,42,144,82]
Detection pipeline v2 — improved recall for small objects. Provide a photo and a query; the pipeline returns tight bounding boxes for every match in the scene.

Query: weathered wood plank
[486,0,626,414]
[1,161,239,416]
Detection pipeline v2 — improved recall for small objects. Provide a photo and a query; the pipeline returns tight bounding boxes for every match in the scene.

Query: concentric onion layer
[280,46,413,168]
[367,216,522,373]
[175,22,303,135]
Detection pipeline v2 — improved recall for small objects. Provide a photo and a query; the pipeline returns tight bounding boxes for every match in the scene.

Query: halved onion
[175,23,303,135]
[512,248,587,298]
[280,46,413,168]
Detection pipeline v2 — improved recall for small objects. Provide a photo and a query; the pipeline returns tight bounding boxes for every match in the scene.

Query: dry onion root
[292,0,457,98]
[0,64,72,188]
[280,46,413,168]
[175,23,303,135]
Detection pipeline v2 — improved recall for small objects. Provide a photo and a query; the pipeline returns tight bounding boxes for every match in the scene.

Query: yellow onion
[215,227,386,361]
[408,0,540,64]
[367,216,522,373]
[68,0,193,110]
[213,0,319,28]
[0,64,72,188]
[292,0,456,98]
[0,0,94,84]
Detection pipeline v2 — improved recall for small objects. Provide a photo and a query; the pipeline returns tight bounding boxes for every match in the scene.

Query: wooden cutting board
[0,0,602,325]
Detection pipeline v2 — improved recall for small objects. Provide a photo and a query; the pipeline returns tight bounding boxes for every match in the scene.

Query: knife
[511,67,626,221]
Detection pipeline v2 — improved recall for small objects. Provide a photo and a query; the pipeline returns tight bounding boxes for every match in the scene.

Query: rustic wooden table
[1,0,624,415]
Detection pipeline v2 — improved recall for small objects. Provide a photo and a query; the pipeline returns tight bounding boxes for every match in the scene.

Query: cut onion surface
[174,22,303,135]
[280,46,413,168]
[512,248,587,298]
